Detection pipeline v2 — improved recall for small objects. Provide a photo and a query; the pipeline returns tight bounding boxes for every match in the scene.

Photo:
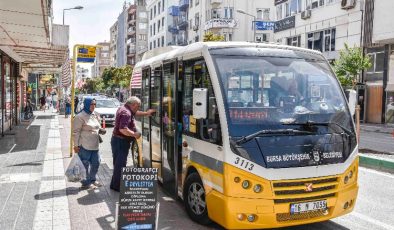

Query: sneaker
[92,181,102,187]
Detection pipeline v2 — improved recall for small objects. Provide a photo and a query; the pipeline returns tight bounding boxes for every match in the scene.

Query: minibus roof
[135,42,326,69]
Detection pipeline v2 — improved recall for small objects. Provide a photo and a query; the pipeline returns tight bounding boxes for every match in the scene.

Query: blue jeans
[78,146,100,186]
[110,136,131,190]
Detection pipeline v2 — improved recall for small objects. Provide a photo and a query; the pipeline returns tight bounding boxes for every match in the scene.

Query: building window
[256,33,269,42]
[289,0,302,15]
[162,0,165,11]
[224,7,233,19]
[287,35,301,47]
[162,17,165,27]
[158,20,160,31]
[154,40,156,48]
[196,0,199,6]
[195,13,200,26]
[158,2,161,14]
[276,4,283,20]
[189,19,193,29]
[150,42,152,50]
[150,9,153,20]
[162,36,165,46]
[153,23,156,35]
[285,2,290,17]
[157,38,160,47]
[211,8,221,19]
[154,5,156,17]
[150,25,152,36]
[190,0,193,8]
[307,28,335,52]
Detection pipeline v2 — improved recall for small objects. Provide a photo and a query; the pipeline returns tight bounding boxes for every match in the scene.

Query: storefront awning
[0,0,68,71]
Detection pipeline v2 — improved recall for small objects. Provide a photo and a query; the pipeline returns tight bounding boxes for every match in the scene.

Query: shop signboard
[274,16,295,32]
[117,167,158,230]
[255,21,275,31]
[77,46,96,63]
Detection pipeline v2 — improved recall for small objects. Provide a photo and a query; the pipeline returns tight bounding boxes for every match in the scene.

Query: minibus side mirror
[346,89,357,117]
[193,88,208,119]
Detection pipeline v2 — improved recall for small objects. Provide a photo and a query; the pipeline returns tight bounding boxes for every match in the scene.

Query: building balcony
[177,38,187,46]
[128,18,136,24]
[168,25,179,34]
[178,17,188,30]
[168,6,179,16]
[126,38,136,44]
[179,0,189,11]
[127,27,136,35]
[210,0,222,4]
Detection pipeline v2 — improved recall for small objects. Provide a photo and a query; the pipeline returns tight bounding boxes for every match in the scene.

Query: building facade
[92,42,111,78]
[110,22,118,67]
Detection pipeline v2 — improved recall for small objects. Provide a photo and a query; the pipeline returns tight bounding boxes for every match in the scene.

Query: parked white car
[94,98,119,125]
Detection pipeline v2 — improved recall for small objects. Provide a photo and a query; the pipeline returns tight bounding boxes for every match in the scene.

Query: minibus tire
[183,172,211,225]
[131,141,140,168]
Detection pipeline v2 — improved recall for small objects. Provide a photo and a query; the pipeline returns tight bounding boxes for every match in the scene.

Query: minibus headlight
[242,180,250,189]
[253,184,263,193]
[234,177,241,183]
[344,175,349,184]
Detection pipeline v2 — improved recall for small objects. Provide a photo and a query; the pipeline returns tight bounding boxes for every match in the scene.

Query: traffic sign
[77,46,96,63]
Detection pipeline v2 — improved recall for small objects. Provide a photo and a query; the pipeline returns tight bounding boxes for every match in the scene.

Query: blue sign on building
[255,21,275,31]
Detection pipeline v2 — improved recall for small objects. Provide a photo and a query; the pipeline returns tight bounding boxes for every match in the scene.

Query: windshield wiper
[283,120,355,137]
[236,129,313,145]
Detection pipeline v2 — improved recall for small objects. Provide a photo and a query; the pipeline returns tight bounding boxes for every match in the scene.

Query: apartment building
[110,1,148,66]
[92,42,110,78]
[110,22,118,67]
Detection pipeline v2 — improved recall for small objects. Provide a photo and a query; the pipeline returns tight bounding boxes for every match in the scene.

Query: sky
[53,0,133,73]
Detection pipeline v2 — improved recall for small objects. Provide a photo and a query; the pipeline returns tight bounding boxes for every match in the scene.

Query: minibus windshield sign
[236,129,313,144]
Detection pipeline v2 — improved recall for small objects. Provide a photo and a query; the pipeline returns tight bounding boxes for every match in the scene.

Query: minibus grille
[276,208,330,222]
[272,176,339,203]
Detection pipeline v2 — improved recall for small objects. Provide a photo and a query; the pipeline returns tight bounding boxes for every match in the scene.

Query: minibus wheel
[130,141,140,167]
[184,172,211,225]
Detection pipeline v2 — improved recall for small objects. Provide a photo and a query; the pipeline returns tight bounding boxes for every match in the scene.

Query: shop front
[0,50,21,136]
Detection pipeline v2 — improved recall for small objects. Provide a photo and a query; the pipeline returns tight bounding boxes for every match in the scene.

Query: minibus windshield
[213,55,354,138]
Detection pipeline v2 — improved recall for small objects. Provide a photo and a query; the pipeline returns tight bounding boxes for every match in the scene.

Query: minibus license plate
[290,200,327,214]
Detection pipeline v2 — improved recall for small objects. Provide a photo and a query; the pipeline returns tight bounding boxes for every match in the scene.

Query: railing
[168,6,179,16]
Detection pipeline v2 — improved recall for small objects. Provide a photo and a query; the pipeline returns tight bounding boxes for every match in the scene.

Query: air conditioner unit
[301,9,311,19]
[193,25,199,31]
[341,0,356,9]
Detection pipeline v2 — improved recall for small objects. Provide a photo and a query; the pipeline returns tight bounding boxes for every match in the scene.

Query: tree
[333,43,371,89]
[203,32,225,42]
[100,65,133,94]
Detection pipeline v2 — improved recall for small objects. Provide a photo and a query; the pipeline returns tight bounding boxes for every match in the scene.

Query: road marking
[8,144,16,153]
[351,211,394,230]
[359,167,394,179]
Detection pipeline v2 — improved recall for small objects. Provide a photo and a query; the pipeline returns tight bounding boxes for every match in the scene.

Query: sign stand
[155,202,160,230]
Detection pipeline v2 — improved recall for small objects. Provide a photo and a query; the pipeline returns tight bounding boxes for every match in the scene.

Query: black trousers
[110,136,131,190]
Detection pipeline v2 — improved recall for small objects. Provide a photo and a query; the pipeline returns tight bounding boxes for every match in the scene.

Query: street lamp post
[63,6,84,25]
[237,9,256,42]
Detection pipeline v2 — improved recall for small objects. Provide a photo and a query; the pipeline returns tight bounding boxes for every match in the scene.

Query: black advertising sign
[274,16,296,32]
[118,167,158,230]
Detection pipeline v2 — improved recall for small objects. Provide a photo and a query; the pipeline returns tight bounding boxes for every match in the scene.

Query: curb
[359,154,394,173]
[360,126,394,134]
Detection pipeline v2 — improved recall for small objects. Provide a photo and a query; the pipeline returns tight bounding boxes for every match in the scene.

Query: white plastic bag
[65,154,87,182]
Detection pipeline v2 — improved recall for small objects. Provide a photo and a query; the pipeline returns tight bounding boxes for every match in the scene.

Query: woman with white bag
[72,97,106,190]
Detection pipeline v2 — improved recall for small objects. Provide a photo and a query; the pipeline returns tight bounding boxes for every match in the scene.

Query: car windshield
[212,55,354,137]
[95,99,117,108]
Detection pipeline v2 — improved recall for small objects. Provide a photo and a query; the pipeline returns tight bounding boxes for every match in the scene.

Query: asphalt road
[359,130,394,154]
[100,127,394,230]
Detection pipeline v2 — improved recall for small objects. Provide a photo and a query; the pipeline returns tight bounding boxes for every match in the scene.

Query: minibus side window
[182,58,222,145]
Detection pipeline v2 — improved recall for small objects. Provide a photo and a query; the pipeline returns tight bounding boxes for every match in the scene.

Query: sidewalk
[0,110,215,230]
[360,123,394,134]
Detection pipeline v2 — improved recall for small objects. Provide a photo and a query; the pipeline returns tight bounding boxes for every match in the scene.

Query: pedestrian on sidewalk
[46,95,52,109]
[65,95,71,118]
[39,95,46,111]
[74,96,79,114]
[110,96,155,192]
[53,93,58,112]
[73,97,106,189]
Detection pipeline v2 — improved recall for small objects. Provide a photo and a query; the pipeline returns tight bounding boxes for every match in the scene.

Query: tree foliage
[333,43,371,88]
[100,65,133,93]
[203,32,225,42]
